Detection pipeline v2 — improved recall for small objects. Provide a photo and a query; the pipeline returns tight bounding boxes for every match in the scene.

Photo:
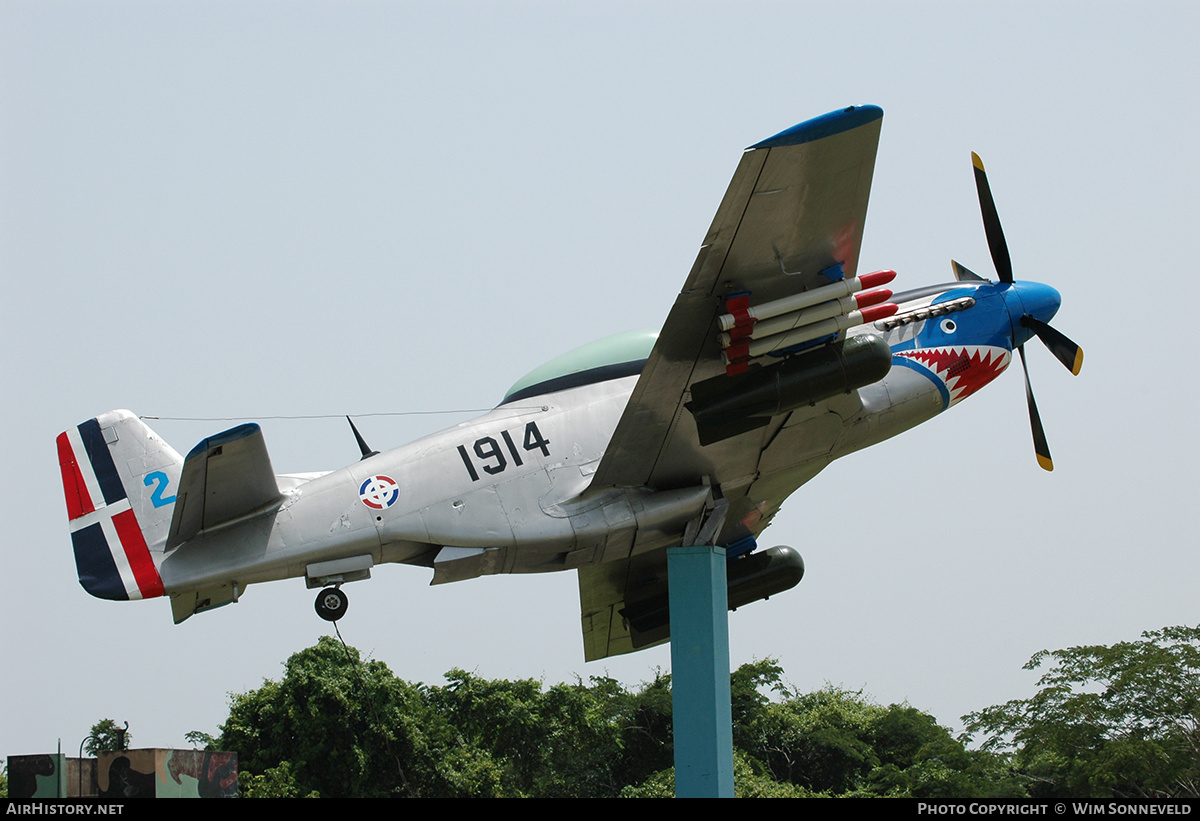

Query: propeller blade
[951,260,986,282]
[1017,346,1053,472]
[1021,315,1084,375]
[972,152,1014,284]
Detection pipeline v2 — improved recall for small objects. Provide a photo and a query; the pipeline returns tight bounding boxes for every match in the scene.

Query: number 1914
[456,421,551,482]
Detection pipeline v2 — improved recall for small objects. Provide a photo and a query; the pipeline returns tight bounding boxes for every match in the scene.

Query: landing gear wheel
[315,587,348,622]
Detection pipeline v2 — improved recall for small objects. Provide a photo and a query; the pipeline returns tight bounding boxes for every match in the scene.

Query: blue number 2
[144,471,177,508]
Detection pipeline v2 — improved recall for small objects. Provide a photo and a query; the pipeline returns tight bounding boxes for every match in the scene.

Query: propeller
[972,152,1014,284]
[967,152,1084,471]
[951,260,986,282]
[1021,315,1084,376]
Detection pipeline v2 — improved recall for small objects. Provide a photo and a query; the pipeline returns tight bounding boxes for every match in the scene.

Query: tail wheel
[315,587,348,621]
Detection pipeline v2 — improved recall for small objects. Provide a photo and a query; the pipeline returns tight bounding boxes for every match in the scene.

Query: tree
[619,751,821,797]
[609,669,674,787]
[84,719,129,756]
[426,669,644,797]
[218,636,499,797]
[864,704,1024,798]
[205,638,1015,797]
[184,730,217,750]
[963,624,1200,798]
[727,661,1015,797]
[756,685,886,792]
[239,762,319,798]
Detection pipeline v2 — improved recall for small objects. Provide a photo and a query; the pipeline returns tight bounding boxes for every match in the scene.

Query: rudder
[57,410,182,600]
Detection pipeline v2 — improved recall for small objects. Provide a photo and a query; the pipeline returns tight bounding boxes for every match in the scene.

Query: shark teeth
[895,345,1011,405]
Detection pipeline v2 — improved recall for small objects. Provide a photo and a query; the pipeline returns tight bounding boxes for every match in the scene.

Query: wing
[591,105,883,494]
[580,106,885,660]
[579,550,671,661]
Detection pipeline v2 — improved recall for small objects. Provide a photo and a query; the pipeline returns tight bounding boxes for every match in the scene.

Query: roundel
[359,475,400,510]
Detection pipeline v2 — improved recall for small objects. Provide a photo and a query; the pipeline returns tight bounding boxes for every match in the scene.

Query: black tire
[315,587,348,621]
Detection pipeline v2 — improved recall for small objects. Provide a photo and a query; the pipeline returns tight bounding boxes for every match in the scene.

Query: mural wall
[7,754,70,798]
[98,749,238,798]
[7,749,237,798]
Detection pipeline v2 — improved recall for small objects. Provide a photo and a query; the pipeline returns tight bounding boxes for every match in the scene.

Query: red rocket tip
[853,288,893,309]
[858,270,897,289]
[859,303,898,323]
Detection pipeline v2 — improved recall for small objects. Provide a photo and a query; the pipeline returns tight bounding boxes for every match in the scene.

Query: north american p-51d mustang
[57,105,1081,660]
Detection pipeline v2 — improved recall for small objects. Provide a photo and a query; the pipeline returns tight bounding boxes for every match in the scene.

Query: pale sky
[4,1,1198,762]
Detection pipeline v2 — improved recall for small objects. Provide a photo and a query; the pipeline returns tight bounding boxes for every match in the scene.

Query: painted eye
[940,319,957,333]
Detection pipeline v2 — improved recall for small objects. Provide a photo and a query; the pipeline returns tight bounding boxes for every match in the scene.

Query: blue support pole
[667,545,735,798]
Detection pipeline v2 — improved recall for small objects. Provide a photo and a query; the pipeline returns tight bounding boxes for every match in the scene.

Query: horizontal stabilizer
[170,584,240,623]
[167,424,282,549]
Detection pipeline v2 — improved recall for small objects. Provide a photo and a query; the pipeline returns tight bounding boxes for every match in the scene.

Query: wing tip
[750,104,883,150]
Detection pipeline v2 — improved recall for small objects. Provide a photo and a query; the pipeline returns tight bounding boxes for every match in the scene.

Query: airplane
[55,105,1082,661]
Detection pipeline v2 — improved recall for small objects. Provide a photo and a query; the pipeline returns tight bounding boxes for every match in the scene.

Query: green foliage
[618,752,825,797]
[611,669,675,785]
[220,636,462,797]
[784,686,886,791]
[84,719,129,755]
[963,624,1200,798]
[428,669,625,796]
[184,730,217,750]
[240,762,320,798]
[1,763,7,799]
[730,665,1018,798]
[62,625,1200,797]
[200,638,1022,797]
[214,636,677,797]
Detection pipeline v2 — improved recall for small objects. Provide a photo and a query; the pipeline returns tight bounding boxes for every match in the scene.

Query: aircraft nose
[1011,281,1061,325]
[1006,281,1061,347]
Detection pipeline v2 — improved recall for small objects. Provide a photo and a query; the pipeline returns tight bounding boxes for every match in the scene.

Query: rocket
[718,269,896,331]
[719,270,899,373]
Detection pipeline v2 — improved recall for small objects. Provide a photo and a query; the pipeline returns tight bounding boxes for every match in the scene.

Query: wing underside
[580,106,885,660]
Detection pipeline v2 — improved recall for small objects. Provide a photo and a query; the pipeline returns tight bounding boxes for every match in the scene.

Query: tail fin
[56,410,182,600]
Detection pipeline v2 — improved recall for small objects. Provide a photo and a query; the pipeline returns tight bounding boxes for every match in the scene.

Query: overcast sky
[3,1,1198,762]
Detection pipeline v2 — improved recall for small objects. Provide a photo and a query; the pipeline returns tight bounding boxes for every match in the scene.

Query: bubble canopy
[501,330,658,405]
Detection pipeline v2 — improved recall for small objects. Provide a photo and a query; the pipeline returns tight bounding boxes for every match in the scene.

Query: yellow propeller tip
[1072,349,1084,376]
[1037,454,1054,472]
[972,152,985,172]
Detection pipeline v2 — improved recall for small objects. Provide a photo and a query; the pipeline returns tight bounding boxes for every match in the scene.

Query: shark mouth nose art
[893,345,1011,408]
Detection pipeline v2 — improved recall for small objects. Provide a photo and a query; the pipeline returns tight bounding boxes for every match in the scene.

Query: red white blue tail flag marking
[57,419,164,601]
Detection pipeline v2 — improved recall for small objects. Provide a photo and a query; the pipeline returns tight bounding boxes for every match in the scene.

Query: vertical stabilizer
[57,410,182,600]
